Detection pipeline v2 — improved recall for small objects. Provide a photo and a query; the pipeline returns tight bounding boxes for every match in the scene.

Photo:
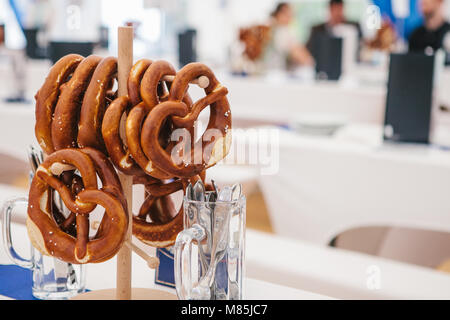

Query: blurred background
[1,0,450,299]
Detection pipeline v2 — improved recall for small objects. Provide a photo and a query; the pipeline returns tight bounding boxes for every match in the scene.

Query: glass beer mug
[174,192,245,300]
[2,197,86,299]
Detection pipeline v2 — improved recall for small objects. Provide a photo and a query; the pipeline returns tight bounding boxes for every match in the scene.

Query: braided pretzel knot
[140,63,232,178]
[51,172,86,236]
[132,175,202,247]
[27,148,128,264]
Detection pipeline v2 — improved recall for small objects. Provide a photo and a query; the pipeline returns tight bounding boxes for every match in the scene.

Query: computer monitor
[178,29,197,67]
[384,53,436,144]
[48,41,94,64]
[308,32,342,81]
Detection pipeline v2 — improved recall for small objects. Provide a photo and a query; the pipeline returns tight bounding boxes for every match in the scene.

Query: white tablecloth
[187,73,386,127]
[4,218,450,299]
[247,229,450,300]
[0,222,330,300]
[258,124,450,245]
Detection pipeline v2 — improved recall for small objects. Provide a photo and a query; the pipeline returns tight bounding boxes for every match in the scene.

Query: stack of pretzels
[28,54,231,264]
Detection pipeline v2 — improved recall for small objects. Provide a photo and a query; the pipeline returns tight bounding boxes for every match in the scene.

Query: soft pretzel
[51,172,85,236]
[51,55,103,150]
[126,60,178,179]
[103,60,186,179]
[27,148,128,264]
[102,96,174,179]
[132,175,173,224]
[78,57,118,153]
[128,58,152,106]
[140,63,232,178]
[239,25,271,61]
[33,54,231,255]
[132,175,202,247]
[35,54,84,154]
[102,96,145,176]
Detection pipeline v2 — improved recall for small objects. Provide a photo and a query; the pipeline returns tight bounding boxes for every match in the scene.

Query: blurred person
[264,2,314,70]
[307,0,362,50]
[409,0,450,53]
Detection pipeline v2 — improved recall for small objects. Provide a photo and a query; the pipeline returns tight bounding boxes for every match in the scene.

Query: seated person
[409,0,450,54]
[264,2,314,70]
[307,0,362,46]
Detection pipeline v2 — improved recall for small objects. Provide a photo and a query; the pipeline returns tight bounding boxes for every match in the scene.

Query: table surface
[0,222,331,300]
[252,124,450,245]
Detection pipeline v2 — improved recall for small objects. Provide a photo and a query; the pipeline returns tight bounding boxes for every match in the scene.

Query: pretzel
[27,148,128,264]
[51,55,103,150]
[132,175,201,247]
[78,57,118,153]
[103,60,190,179]
[35,54,84,154]
[126,60,178,179]
[128,59,190,107]
[102,96,145,176]
[51,172,85,236]
[128,58,152,106]
[140,63,232,178]
[239,25,271,61]
[132,175,172,224]
[102,96,174,179]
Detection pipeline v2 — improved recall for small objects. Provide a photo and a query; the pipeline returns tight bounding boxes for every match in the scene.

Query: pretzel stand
[72,27,175,300]
[28,24,220,300]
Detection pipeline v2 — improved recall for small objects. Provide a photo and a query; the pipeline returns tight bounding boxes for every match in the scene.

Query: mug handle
[1,197,33,269]
[174,224,206,300]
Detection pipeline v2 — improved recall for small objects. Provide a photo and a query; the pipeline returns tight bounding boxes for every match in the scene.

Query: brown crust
[78,56,118,153]
[51,55,102,150]
[127,58,152,106]
[102,96,145,176]
[35,54,84,154]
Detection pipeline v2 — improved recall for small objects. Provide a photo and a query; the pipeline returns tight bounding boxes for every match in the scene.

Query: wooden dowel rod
[125,242,160,269]
[162,75,209,88]
[116,26,134,300]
